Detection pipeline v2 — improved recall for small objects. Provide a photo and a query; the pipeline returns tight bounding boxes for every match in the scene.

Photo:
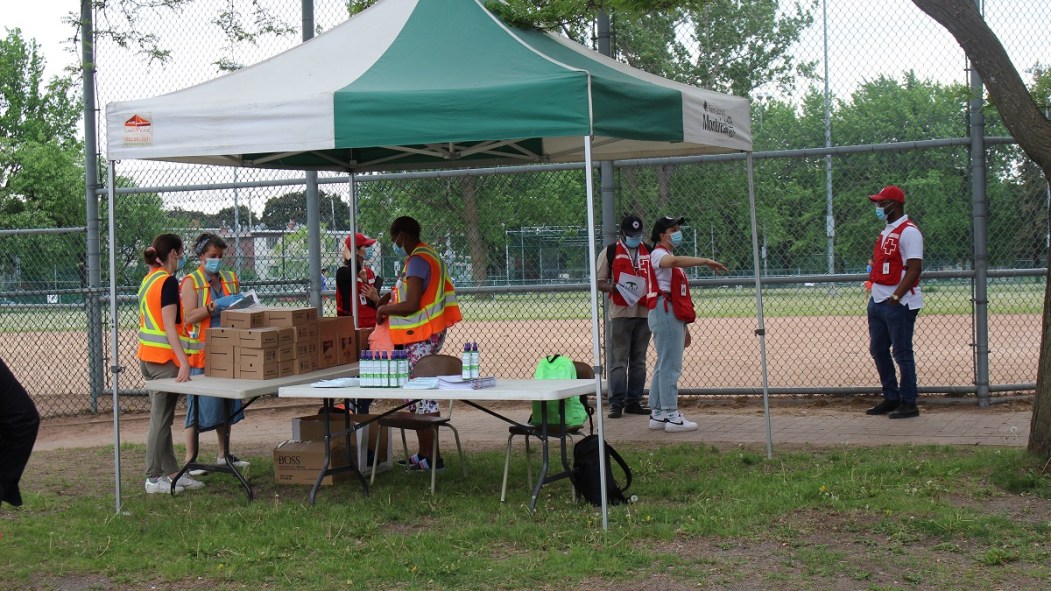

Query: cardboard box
[238,346,279,365]
[278,359,294,378]
[265,307,319,327]
[206,327,238,347]
[318,318,340,369]
[277,344,295,362]
[336,317,359,365]
[357,328,373,356]
[294,357,313,375]
[239,327,282,349]
[293,322,319,342]
[204,343,235,378]
[273,440,350,486]
[294,342,310,359]
[277,327,295,346]
[291,413,392,473]
[236,349,280,380]
[221,309,266,330]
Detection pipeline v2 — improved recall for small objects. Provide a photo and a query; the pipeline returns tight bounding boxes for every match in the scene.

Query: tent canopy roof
[105,0,751,172]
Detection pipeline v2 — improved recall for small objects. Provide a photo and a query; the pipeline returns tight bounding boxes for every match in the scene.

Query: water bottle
[462,342,472,380]
[397,350,409,386]
[362,350,373,388]
[470,341,480,379]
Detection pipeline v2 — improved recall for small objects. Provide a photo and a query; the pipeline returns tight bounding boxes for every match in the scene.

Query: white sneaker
[217,455,250,469]
[188,468,208,477]
[145,475,184,495]
[664,411,698,433]
[648,411,669,430]
[175,474,206,490]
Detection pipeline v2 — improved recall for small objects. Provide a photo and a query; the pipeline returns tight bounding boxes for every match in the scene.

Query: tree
[908,0,1051,458]
[260,190,349,231]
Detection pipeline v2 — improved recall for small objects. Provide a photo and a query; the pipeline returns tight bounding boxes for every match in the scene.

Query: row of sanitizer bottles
[461,342,481,379]
[359,349,409,387]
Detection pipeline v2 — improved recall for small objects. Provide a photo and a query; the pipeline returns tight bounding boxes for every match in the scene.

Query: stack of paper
[403,377,439,390]
[438,376,497,390]
[312,377,360,388]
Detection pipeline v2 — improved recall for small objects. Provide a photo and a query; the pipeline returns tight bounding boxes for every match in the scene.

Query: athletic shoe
[188,468,208,477]
[216,455,250,469]
[624,404,651,415]
[409,457,445,472]
[664,411,698,433]
[608,406,623,419]
[889,403,920,419]
[175,474,205,490]
[396,453,423,467]
[648,411,669,430]
[865,399,900,415]
[145,475,184,495]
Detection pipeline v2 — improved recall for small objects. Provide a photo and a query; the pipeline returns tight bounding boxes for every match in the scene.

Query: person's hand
[684,328,692,348]
[176,364,191,383]
[376,305,388,324]
[360,284,379,304]
[707,259,729,273]
[213,293,243,312]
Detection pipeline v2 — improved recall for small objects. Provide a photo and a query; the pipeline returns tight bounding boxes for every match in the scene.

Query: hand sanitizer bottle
[462,342,472,380]
[470,342,480,379]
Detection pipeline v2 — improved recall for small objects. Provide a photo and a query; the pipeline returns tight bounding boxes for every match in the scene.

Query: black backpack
[570,434,633,506]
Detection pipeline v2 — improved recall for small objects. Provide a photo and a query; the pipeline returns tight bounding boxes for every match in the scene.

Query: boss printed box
[272,440,350,486]
[220,309,266,330]
[292,413,392,474]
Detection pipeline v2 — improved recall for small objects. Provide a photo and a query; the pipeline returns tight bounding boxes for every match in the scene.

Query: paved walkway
[36,399,1033,452]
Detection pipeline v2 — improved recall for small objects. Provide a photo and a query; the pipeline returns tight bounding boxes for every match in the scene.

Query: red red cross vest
[870,219,921,288]
[609,241,650,308]
[645,246,697,324]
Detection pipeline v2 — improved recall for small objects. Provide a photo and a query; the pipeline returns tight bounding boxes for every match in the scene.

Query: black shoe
[889,403,920,419]
[865,399,901,415]
[623,404,651,415]
[608,407,623,419]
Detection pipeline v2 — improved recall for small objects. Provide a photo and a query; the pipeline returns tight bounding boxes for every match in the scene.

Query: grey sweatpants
[140,360,181,479]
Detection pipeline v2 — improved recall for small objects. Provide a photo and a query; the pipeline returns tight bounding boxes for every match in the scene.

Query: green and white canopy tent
[104,0,772,524]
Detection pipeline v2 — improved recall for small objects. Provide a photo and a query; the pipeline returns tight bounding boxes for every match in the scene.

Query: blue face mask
[392,241,408,258]
[204,258,222,274]
[364,245,376,258]
[876,205,888,221]
[669,230,684,247]
[624,236,642,249]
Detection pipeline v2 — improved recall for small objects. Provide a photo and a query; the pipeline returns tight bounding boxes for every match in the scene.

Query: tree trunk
[462,176,489,287]
[911,0,1051,458]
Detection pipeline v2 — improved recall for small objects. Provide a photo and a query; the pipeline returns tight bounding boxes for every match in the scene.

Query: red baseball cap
[869,185,905,204]
[345,233,376,250]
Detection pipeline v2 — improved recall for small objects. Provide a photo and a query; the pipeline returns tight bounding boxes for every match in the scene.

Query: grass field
[2,442,1049,590]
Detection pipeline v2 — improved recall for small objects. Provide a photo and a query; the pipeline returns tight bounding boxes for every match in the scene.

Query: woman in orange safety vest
[376,216,462,471]
[137,233,196,494]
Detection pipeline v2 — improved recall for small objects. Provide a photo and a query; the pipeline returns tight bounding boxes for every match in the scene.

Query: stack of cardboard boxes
[203,307,364,380]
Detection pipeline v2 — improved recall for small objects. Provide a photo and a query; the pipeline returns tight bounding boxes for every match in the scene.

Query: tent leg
[583,137,610,531]
[746,153,774,459]
[107,162,124,514]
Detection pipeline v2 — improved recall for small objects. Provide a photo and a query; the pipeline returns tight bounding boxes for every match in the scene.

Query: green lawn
[3,443,1049,590]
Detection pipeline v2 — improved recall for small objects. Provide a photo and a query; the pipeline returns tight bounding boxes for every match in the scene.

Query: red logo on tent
[125,114,151,127]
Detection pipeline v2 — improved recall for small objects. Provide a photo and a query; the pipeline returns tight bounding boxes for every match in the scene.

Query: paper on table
[438,376,496,390]
[312,377,360,388]
[615,273,644,307]
[403,377,439,390]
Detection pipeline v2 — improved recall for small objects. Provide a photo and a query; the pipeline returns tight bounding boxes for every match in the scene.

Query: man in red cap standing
[336,232,381,328]
[865,185,924,419]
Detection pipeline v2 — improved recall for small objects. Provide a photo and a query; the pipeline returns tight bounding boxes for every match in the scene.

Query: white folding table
[144,364,359,500]
[278,379,594,510]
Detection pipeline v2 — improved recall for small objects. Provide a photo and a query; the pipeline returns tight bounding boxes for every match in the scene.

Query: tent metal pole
[107,162,123,514]
[746,153,773,459]
[348,173,360,328]
[303,0,322,312]
[584,137,610,531]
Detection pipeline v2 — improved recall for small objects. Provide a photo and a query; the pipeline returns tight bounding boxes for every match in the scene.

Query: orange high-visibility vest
[181,268,239,368]
[136,268,186,365]
[388,242,462,345]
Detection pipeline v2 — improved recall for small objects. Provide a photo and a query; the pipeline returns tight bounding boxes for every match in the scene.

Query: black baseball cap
[620,215,644,236]
[652,216,686,236]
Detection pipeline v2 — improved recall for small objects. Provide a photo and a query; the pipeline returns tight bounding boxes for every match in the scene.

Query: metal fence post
[969,0,991,408]
[82,0,104,412]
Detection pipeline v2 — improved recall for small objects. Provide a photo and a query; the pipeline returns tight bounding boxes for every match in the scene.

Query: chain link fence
[1,0,1047,418]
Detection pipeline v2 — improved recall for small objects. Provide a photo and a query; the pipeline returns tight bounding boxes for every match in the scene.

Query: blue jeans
[648,296,685,413]
[867,298,920,404]
[608,317,651,409]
